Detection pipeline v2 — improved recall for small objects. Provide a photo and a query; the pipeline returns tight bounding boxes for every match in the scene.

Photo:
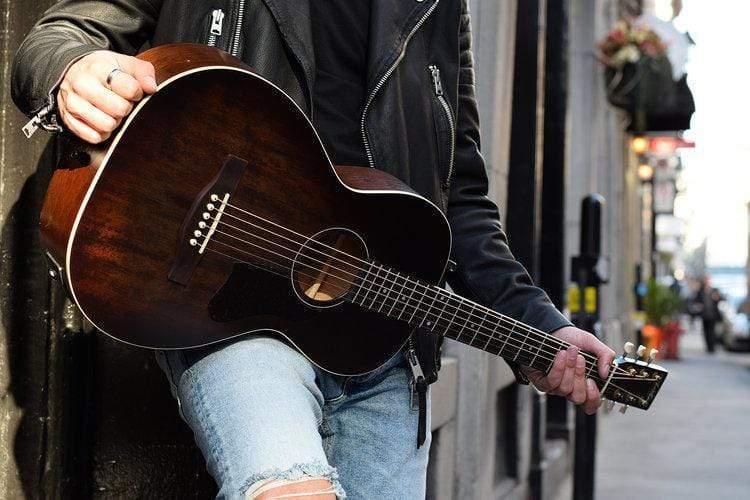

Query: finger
[576,333,617,379]
[557,347,579,395]
[542,351,567,390]
[570,355,587,404]
[597,347,617,380]
[110,71,144,101]
[116,56,157,93]
[64,90,118,134]
[59,93,105,144]
[72,74,133,118]
[527,369,552,392]
[583,378,601,415]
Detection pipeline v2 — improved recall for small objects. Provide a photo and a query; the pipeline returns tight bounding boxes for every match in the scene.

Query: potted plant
[643,279,683,357]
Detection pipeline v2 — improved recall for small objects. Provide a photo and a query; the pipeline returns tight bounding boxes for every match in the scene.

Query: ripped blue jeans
[156,335,431,499]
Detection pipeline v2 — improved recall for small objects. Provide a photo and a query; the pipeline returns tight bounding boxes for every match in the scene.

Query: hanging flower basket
[599,21,694,132]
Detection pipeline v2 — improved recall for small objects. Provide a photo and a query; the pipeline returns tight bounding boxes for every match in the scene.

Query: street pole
[571,194,607,500]
[650,180,657,280]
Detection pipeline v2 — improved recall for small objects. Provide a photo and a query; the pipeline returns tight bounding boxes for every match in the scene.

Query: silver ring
[105,68,122,89]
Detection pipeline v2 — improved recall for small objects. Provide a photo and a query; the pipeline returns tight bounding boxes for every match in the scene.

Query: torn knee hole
[246,477,337,499]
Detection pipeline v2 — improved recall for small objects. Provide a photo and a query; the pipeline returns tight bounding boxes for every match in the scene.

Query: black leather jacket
[12,0,571,382]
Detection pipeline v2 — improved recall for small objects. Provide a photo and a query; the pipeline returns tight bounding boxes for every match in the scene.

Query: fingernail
[146,76,157,88]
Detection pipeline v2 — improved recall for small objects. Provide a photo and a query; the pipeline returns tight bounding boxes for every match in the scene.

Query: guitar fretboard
[349,262,598,379]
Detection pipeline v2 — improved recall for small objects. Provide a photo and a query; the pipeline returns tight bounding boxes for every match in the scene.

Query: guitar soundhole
[291,228,369,308]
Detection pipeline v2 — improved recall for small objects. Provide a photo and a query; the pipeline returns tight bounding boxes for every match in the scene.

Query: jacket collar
[260,0,437,94]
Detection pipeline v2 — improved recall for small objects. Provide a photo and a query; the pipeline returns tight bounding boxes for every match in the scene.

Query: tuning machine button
[619,404,629,414]
[623,342,635,358]
[648,349,659,364]
[637,345,647,360]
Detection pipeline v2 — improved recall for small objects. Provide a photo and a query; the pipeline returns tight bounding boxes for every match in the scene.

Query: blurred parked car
[718,296,750,351]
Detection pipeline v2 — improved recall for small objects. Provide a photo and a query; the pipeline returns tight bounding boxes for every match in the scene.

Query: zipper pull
[406,346,425,410]
[22,102,60,139]
[210,9,225,36]
[407,344,429,447]
[22,115,43,138]
[429,64,443,96]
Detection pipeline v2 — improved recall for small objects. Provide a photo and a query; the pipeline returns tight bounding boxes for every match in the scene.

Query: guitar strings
[203,236,647,395]
[209,202,632,378]
[198,212,635,385]
[218,200,620,370]
[209,203,634,380]
[211,204,620,375]
[206,220,602,374]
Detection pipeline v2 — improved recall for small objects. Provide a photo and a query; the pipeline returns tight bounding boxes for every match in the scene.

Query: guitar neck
[349,262,599,379]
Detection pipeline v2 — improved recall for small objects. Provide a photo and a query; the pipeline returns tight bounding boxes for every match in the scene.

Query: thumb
[116,54,157,94]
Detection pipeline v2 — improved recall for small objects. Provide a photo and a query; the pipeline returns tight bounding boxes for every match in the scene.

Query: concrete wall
[566,0,633,351]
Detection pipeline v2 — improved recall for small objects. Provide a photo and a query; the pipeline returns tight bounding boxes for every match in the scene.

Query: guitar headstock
[600,342,668,412]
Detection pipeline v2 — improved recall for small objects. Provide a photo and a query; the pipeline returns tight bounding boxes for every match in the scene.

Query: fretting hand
[522,326,616,415]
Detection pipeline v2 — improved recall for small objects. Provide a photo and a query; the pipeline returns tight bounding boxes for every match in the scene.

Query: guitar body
[40,44,451,376]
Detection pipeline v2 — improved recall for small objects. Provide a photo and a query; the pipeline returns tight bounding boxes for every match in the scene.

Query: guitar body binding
[39,44,452,376]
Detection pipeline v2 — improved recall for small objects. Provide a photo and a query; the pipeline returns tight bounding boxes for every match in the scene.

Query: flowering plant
[598,20,667,68]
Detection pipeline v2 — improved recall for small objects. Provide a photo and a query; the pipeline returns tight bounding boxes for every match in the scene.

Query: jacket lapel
[261,0,434,95]
[366,0,434,89]
[259,0,315,96]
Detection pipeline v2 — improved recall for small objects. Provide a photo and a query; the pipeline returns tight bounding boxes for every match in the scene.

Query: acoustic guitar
[40,44,667,412]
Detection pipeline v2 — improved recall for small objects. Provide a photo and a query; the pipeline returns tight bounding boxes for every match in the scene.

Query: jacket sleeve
[11,0,161,118]
[446,2,572,376]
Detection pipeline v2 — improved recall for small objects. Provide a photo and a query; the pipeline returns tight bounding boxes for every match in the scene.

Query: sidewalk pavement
[596,324,750,499]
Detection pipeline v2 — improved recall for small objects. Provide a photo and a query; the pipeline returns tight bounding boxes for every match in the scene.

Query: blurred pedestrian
[692,276,722,353]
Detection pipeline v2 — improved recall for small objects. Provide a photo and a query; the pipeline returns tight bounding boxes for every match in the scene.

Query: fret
[408,280,428,324]
[585,359,596,379]
[397,277,418,321]
[469,309,489,347]
[351,261,374,303]
[455,301,476,344]
[431,289,451,334]
[443,293,461,338]
[418,287,440,329]
[368,266,388,309]
[511,326,529,362]
[386,271,405,318]
[483,318,499,351]
[527,331,547,369]
[376,267,395,313]
[359,264,382,307]
[499,318,517,356]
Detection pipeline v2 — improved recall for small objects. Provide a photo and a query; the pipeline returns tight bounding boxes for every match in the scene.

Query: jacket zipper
[360,0,441,169]
[207,9,225,47]
[22,100,61,139]
[406,338,425,410]
[428,64,455,189]
[230,0,246,56]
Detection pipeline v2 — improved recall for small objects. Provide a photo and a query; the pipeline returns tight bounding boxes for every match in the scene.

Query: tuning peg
[619,404,629,414]
[648,349,659,364]
[637,345,647,360]
[623,342,635,358]
[603,400,616,414]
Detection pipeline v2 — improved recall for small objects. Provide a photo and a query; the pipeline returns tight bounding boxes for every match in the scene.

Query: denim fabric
[155,335,431,499]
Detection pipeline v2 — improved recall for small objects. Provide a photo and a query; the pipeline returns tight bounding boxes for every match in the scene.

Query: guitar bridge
[168,155,248,285]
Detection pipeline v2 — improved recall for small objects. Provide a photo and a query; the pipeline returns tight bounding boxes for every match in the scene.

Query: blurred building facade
[0,0,647,498]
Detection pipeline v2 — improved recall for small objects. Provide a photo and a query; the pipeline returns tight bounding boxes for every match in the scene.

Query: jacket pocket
[428,64,456,190]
